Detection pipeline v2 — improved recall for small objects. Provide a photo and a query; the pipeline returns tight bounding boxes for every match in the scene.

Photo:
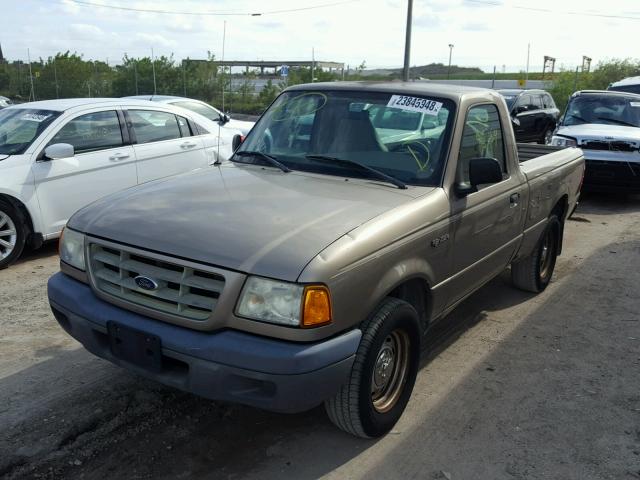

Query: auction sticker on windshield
[387,95,443,116]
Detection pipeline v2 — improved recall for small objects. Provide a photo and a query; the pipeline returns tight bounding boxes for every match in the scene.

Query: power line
[464,0,640,21]
[66,0,362,16]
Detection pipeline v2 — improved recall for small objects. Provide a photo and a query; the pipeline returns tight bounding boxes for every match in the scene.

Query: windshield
[0,108,61,155]
[562,95,640,128]
[171,100,221,122]
[609,85,640,95]
[236,90,455,187]
[500,95,518,109]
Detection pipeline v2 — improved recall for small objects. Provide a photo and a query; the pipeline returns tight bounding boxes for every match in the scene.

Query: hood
[0,154,9,161]
[557,124,640,143]
[227,118,255,134]
[69,164,420,281]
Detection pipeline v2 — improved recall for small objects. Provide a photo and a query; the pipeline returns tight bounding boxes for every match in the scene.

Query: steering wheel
[391,140,432,172]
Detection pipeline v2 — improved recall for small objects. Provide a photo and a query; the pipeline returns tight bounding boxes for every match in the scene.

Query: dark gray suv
[498,89,560,144]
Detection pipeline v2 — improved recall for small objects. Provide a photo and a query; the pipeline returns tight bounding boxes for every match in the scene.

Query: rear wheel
[325,298,420,438]
[511,215,560,292]
[0,200,27,269]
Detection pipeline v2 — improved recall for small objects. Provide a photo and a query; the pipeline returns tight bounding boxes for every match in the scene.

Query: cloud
[462,22,489,31]
[135,33,177,48]
[70,23,105,37]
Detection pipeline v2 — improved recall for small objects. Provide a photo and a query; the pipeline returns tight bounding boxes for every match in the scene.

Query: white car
[0,98,241,268]
[126,95,255,135]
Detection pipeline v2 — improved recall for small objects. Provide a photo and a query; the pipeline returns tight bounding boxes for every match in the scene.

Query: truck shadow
[2,240,638,479]
[9,240,58,267]
[576,191,640,215]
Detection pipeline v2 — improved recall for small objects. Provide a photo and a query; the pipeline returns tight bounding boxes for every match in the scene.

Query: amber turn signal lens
[302,286,332,327]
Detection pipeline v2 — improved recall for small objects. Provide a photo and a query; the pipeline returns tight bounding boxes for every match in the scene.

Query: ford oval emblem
[134,275,159,291]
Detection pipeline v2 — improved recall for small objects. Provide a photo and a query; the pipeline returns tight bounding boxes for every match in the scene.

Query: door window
[177,116,192,137]
[457,104,506,184]
[128,110,182,144]
[49,110,123,154]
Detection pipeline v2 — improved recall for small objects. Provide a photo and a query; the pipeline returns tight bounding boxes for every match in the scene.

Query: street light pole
[447,44,454,80]
[402,0,413,82]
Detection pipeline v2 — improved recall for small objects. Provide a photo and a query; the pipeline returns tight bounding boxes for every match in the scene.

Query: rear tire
[511,215,560,292]
[324,298,421,438]
[0,200,27,269]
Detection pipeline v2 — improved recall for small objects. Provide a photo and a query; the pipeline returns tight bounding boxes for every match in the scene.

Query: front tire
[511,215,560,292]
[325,298,421,438]
[0,200,27,269]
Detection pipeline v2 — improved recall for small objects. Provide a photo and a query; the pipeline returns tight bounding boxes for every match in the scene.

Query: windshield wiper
[305,154,407,189]
[595,117,638,128]
[233,150,291,173]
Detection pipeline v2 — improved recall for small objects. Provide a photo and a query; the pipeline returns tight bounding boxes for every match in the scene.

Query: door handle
[109,153,130,161]
[180,141,197,149]
[509,192,520,207]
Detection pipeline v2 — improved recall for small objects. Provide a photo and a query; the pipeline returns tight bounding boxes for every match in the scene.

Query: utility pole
[525,43,530,87]
[151,48,157,95]
[27,48,35,101]
[53,59,60,98]
[447,44,454,79]
[134,61,139,95]
[311,47,315,83]
[402,0,413,81]
[491,65,496,89]
[221,20,227,113]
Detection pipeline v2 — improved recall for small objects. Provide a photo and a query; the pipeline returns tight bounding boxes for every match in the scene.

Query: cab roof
[285,81,497,102]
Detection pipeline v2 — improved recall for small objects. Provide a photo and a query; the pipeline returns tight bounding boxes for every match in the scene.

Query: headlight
[236,276,331,327]
[59,227,86,271]
[550,135,577,147]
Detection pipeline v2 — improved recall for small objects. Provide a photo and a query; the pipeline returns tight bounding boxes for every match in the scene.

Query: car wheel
[324,297,421,438]
[0,199,27,269]
[540,128,554,145]
[511,215,560,292]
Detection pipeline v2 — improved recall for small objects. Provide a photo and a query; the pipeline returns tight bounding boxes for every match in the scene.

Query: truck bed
[517,143,565,162]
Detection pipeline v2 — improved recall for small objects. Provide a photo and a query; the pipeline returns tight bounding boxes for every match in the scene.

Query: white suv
[0,98,241,268]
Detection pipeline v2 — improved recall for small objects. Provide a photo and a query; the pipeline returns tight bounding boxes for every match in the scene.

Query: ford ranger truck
[48,82,585,438]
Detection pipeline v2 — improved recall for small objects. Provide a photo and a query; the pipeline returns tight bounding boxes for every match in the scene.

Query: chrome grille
[88,243,224,321]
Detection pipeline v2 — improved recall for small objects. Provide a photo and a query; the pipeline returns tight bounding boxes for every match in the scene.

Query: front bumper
[583,158,640,193]
[48,272,360,413]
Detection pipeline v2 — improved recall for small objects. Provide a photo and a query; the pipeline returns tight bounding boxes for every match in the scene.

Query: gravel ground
[1,193,639,480]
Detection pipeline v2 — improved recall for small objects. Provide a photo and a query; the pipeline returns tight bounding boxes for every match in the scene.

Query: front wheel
[0,200,27,269]
[511,215,560,292]
[324,298,421,438]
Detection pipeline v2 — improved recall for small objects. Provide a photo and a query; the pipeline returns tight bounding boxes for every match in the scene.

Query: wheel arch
[0,193,37,244]
[550,194,568,255]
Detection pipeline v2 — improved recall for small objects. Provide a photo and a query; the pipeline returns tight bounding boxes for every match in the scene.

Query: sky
[1,0,639,73]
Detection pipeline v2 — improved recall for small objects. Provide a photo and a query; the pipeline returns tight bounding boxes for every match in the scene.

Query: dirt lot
[1,193,639,480]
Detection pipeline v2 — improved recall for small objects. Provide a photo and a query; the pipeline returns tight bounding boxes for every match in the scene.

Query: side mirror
[516,105,528,114]
[44,143,74,160]
[456,158,503,196]
[511,116,521,126]
[219,113,230,125]
[232,134,244,151]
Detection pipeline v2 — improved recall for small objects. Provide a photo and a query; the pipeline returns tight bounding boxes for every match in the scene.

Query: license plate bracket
[107,321,162,372]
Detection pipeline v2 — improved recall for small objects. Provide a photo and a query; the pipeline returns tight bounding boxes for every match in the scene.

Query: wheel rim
[539,228,554,280]
[544,129,553,145]
[371,329,410,413]
[0,209,17,261]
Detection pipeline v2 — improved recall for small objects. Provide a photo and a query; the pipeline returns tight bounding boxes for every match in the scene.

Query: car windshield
[171,100,221,122]
[500,94,518,109]
[562,95,640,128]
[235,90,455,187]
[0,108,61,155]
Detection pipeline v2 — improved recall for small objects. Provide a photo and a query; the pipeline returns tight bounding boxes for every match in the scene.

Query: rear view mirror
[232,134,244,151]
[44,143,74,160]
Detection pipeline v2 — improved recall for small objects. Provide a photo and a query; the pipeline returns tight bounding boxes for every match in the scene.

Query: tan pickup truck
[49,82,585,438]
